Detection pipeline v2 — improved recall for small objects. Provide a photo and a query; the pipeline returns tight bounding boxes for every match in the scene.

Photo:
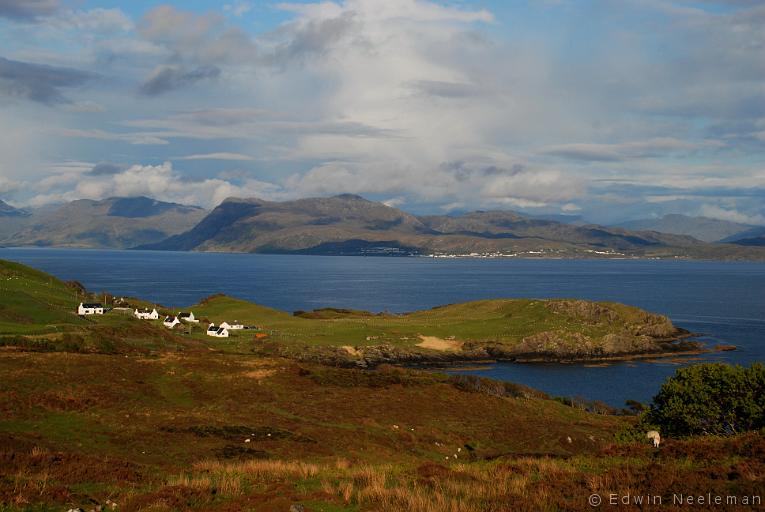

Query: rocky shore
[265,327,712,369]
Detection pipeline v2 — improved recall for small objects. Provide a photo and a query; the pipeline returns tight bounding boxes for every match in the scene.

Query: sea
[2,247,763,407]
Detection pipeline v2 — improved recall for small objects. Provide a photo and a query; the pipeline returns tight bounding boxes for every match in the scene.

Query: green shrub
[644,363,765,437]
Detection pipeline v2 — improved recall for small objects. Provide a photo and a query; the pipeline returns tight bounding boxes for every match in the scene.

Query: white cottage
[163,316,181,329]
[178,312,199,323]
[206,323,218,335]
[219,321,232,330]
[134,308,159,320]
[210,327,229,338]
[78,303,104,315]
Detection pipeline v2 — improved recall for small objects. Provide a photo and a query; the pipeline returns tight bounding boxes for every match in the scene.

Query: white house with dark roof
[78,303,104,315]
[163,316,181,329]
[209,326,229,338]
[134,308,159,320]
[178,311,199,323]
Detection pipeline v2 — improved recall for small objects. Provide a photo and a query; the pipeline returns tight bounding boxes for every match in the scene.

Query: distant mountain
[0,199,30,218]
[1,196,207,249]
[139,195,765,260]
[720,226,765,246]
[615,214,757,243]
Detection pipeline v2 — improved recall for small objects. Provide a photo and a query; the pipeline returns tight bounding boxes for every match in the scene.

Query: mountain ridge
[0,196,207,249]
[614,213,758,243]
[138,194,765,260]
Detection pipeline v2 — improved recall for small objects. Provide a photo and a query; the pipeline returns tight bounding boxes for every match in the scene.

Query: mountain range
[137,194,765,260]
[614,214,758,243]
[0,196,207,249]
[2,194,763,258]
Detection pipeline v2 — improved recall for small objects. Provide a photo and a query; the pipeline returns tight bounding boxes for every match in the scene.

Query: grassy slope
[1,352,762,511]
[0,260,191,353]
[0,259,84,334]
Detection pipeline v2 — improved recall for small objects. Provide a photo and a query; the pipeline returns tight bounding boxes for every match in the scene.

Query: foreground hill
[2,351,762,511]
[0,196,207,249]
[139,194,765,259]
[615,213,758,243]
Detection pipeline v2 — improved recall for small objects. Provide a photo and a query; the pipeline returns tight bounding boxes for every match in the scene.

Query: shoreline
[288,331,717,369]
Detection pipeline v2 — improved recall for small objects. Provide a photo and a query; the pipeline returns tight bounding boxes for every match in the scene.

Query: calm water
[2,247,763,407]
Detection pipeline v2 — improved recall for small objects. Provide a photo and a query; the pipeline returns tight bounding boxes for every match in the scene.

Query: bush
[644,363,765,437]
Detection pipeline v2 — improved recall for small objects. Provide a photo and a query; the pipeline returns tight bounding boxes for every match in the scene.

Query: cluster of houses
[78,303,251,339]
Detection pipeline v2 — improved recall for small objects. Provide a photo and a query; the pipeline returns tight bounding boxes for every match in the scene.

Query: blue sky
[0,0,763,225]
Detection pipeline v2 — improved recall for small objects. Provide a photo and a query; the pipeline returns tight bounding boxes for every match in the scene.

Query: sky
[0,0,763,224]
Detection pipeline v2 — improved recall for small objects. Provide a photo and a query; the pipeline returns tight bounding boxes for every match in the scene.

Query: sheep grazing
[646,430,661,448]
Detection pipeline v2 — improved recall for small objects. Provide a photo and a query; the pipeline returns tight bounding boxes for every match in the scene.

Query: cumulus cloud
[0,56,94,105]
[138,5,257,66]
[27,162,282,209]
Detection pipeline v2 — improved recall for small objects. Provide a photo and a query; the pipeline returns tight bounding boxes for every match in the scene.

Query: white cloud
[25,161,282,209]
[698,205,765,225]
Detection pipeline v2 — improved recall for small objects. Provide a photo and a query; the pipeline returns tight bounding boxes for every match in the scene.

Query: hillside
[0,196,207,249]
[140,194,765,260]
[3,350,762,511]
[615,213,757,242]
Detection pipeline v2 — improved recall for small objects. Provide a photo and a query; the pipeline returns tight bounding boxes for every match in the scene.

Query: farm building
[178,312,199,323]
[163,316,181,329]
[134,308,159,320]
[77,303,104,315]
[207,324,217,334]
[208,327,229,338]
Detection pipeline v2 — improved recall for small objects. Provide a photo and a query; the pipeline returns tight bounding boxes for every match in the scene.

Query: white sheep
[646,430,661,448]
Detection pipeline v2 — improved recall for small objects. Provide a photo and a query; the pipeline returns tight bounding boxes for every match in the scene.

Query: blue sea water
[2,247,763,407]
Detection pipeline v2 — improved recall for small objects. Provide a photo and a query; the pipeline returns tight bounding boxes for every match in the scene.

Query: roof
[178,312,192,317]
[164,316,177,322]
[216,327,227,334]
[81,303,103,308]
[136,308,154,313]
[207,324,217,330]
